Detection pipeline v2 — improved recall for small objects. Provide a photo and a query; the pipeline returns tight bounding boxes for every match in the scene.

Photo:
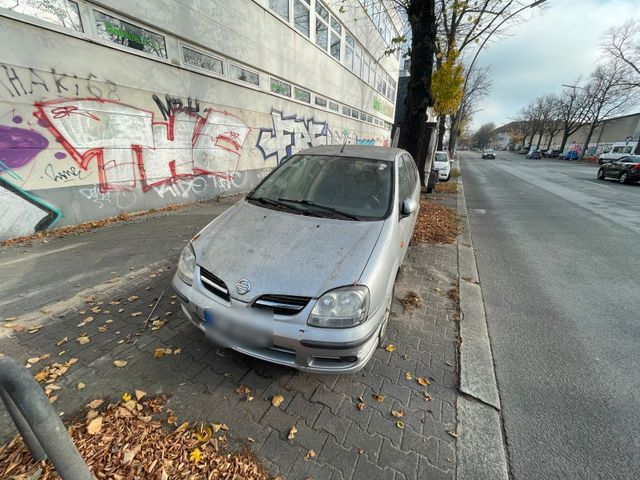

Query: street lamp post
[450,0,548,155]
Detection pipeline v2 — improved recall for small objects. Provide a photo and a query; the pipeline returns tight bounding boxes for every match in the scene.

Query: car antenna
[340,135,348,153]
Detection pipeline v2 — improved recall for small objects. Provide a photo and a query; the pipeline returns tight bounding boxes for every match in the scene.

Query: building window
[367,115,373,123]
[230,63,259,85]
[353,44,362,77]
[351,109,359,119]
[330,33,341,60]
[271,77,291,96]
[331,16,341,34]
[329,101,339,112]
[94,11,167,58]
[182,45,223,75]
[362,54,371,83]
[344,34,354,71]
[269,0,289,20]
[294,0,310,37]
[360,111,367,121]
[315,96,327,107]
[294,87,311,103]
[342,105,351,116]
[315,18,328,50]
[1,0,83,31]
[315,2,329,21]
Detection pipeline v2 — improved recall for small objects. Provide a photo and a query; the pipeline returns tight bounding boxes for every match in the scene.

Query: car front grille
[253,295,310,315]
[199,267,230,302]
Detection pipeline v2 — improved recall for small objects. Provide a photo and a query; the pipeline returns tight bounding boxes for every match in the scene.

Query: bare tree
[473,122,496,148]
[602,19,640,89]
[579,61,637,159]
[544,95,564,150]
[557,81,591,152]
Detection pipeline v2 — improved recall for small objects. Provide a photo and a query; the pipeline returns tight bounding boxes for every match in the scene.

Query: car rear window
[435,153,448,162]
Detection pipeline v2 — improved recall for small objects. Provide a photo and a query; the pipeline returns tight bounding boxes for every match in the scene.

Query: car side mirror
[401,198,418,216]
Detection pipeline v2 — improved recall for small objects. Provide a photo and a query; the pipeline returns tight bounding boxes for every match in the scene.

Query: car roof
[298,145,405,162]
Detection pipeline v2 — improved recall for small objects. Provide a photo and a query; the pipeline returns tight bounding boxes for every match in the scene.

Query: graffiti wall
[0,62,389,241]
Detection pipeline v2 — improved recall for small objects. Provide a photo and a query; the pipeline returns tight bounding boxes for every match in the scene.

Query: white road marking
[584,180,611,189]
[0,242,90,267]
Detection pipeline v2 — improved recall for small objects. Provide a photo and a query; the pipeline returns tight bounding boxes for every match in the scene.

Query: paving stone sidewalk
[0,200,460,480]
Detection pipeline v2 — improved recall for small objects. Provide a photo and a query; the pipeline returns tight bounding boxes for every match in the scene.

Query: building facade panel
[0,0,400,240]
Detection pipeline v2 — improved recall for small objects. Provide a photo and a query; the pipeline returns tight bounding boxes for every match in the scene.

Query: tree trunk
[546,135,553,150]
[580,121,597,161]
[535,132,542,149]
[398,1,436,187]
[437,115,446,150]
[448,108,462,156]
[559,127,570,152]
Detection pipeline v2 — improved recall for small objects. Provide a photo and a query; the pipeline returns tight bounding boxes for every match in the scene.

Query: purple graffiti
[54,151,66,159]
[0,125,49,169]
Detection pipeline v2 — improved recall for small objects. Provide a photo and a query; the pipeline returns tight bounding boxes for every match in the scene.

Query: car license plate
[203,307,273,348]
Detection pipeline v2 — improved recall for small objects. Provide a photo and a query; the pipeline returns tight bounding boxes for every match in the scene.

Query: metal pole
[0,356,92,480]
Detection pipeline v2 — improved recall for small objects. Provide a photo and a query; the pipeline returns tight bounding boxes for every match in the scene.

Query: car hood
[193,200,384,301]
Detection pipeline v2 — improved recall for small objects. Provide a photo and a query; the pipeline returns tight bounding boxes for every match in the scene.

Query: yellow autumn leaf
[417,377,430,386]
[34,370,48,382]
[195,424,213,442]
[271,395,285,407]
[189,447,202,463]
[287,426,297,440]
[153,348,171,359]
[76,336,90,345]
[385,344,396,352]
[373,393,385,403]
[391,410,405,418]
[131,312,143,317]
[86,399,104,409]
[396,420,405,429]
[113,360,128,368]
[135,389,146,401]
[77,382,86,390]
[87,416,103,435]
[122,392,132,402]
[405,372,413,380]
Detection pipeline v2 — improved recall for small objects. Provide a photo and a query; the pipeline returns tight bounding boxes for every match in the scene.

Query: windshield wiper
[277,198,361,220]
[247,196,306,213]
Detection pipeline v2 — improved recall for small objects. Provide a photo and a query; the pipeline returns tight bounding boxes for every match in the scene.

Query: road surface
[459,151,639,479]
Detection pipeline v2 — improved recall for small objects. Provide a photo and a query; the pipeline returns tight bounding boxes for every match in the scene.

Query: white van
[598,141,638,164]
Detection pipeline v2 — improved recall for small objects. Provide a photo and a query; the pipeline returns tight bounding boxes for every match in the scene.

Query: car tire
[597,168,606,180]
[444,175,450,182]
[619,172,629,184]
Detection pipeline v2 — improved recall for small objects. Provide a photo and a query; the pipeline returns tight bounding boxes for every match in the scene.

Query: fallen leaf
[167,412,178,425]
[271,395,285,407]
[153,348,172,359]
[130,312,143,317]
[195,424,213,442]
[3,316,17,321]
[417,377,430,386]
[189,447,202,463]
[128,295,139,301]
[396,420,405,429]
[405,372,413,380]
[77,382,86,390]
[423,392,432,401]
[122,447,138,465]
[447,430,458,438]
[76,335,90,345]
[304,449,316,461]
[135,389,146,401]
[172,348,181,355]
[175,421,190,432]
[113,360,128,368]
[86,399,104,409]
[122,392,132,402]
[56,337,68,346]
[235,385,251,396]
[391,410,405,418]
[97,325,108,333]
[27,357,40,365]
[28,327,40,334]
[373,393,385,403]
[385,344,396,352]
[357,402,365,411]
[87,416,103,435]
[287,426,297,440]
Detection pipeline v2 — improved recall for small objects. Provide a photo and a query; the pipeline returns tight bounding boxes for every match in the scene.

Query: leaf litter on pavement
[412,200,462,244]
[0,394,273,479]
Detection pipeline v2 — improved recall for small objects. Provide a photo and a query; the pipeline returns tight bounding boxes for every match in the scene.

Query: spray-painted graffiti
[0,124,49,169]
[0,177,61,238]
[0,64,119,100]
[152,94,200,120]
[78,186,137,210]
[257,110,329,163]
[34,98,250,193]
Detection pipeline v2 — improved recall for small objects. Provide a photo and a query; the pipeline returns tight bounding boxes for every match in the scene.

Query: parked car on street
[598,142,637,164]
[561,150,579,160]
[173,145,421,373]
[526,149,542,159]
[544,149,562,158]
[597,155,640,184]
[518,147,529,154]
[434,150,451,181]
[482,149,496,159]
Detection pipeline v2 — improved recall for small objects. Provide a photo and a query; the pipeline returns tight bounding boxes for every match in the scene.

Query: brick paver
[0,200,460,479]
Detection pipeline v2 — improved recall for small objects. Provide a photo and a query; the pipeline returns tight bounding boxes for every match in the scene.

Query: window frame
[270,77,292,97]
[181,43,224,77]
[229,63,260,87]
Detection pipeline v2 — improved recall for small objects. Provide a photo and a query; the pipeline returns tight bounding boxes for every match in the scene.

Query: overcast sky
[471,0,639,129]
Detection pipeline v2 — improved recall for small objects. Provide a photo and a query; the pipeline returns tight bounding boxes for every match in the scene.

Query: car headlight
[308,286,369,328]
[177,244,196,285]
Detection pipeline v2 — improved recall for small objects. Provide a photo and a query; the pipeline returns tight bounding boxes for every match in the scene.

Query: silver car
[172,145,421,373]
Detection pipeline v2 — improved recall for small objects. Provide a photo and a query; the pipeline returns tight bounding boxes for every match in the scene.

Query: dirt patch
[0,395,272,479]
[400,291,423,312]
[435,183,458,194]
[450,169,461,178]
[412,201,462,244]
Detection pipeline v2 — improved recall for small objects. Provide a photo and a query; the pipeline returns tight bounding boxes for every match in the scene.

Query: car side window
[398,157,411,203]
[403,155,417,193]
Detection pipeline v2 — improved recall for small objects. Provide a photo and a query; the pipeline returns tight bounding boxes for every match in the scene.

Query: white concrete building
[0,0,401,240]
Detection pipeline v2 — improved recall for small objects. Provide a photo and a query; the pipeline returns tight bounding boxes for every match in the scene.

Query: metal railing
[0,356,92,479]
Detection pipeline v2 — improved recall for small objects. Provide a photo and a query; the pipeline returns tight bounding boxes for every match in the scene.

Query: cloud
[471,0,639,129]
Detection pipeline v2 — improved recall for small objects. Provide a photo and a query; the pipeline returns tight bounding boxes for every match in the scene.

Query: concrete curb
[454,166,509,480]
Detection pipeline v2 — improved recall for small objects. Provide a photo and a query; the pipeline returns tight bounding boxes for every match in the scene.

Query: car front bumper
[435,168,450,179]
[172,274,384,374]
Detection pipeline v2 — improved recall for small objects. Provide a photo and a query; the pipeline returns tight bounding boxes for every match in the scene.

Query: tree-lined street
[460,151,640,479]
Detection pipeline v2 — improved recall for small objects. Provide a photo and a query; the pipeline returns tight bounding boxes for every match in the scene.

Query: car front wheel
[597,168,606,180]
[619,172,629,184]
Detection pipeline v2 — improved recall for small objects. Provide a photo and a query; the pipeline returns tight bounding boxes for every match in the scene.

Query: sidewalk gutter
[454,167,509,480]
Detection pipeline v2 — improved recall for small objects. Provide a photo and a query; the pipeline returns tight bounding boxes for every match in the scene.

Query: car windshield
[248,154,393,220]
[435,153,449,162]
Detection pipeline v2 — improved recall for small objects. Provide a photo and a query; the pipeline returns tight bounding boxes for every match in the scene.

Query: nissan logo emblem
[235,279,251,295]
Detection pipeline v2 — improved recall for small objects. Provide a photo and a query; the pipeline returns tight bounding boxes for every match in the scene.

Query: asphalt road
[459,151,640,480]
